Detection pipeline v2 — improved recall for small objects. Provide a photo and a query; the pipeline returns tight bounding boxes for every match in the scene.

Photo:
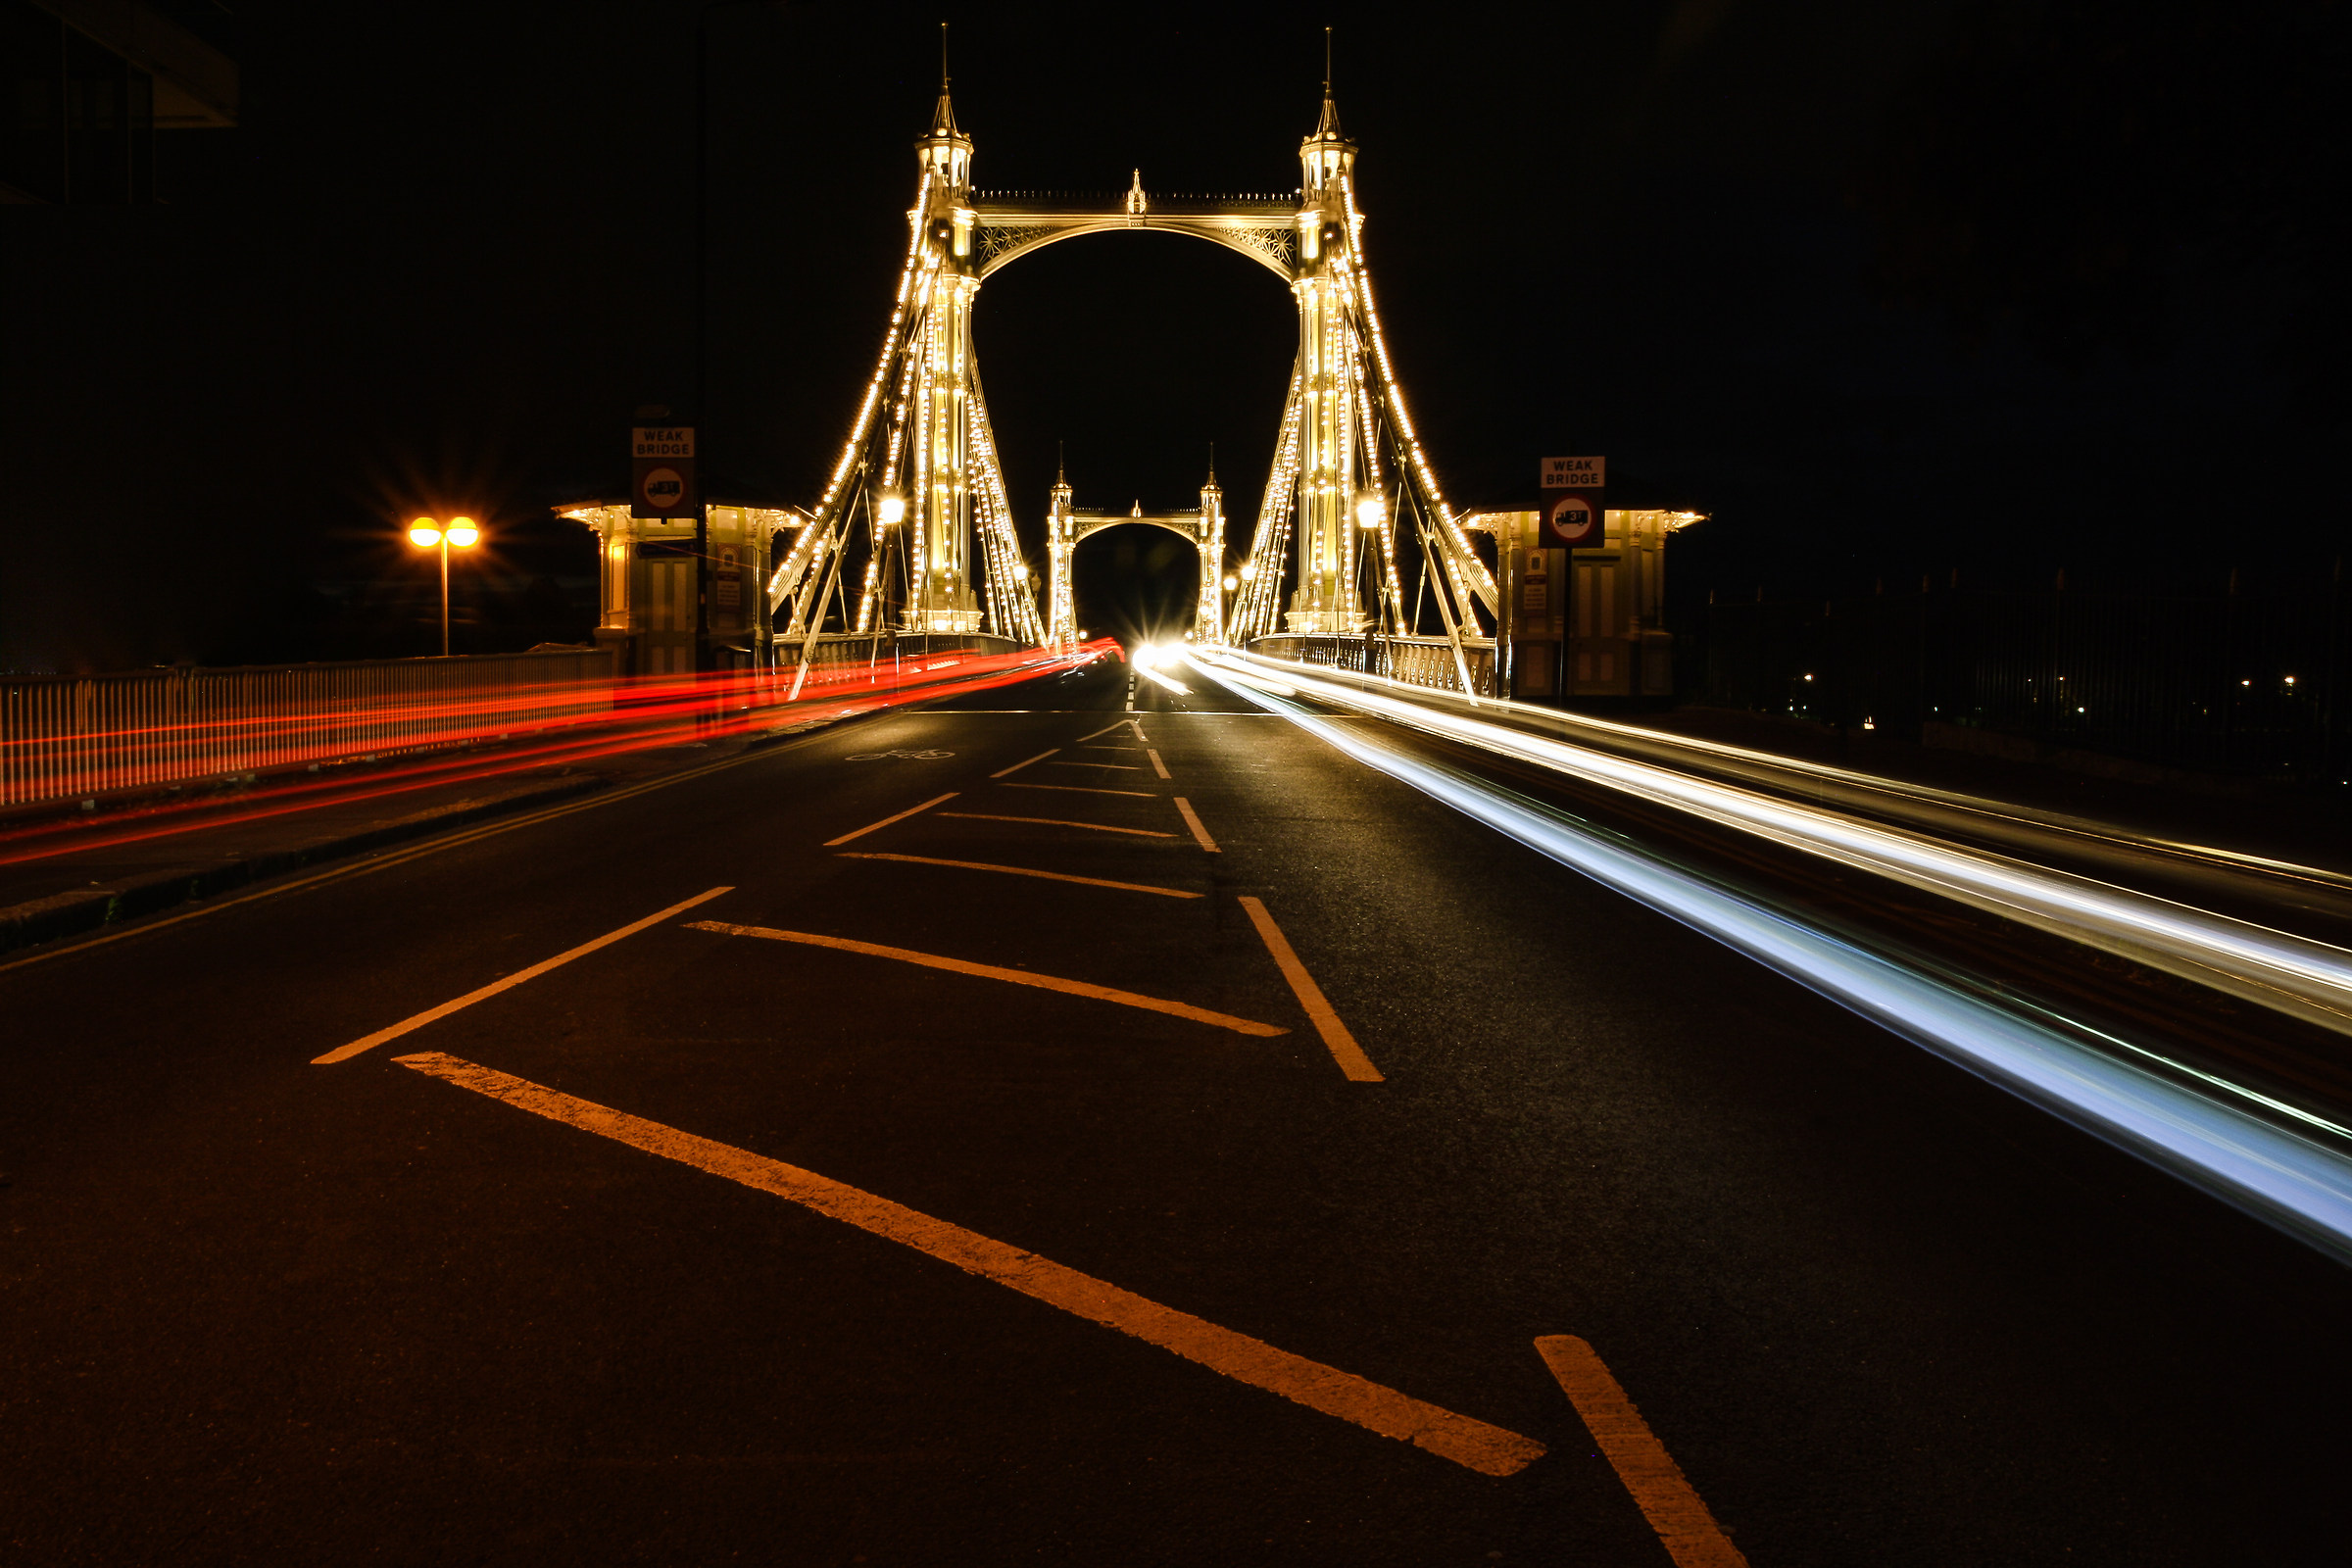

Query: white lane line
[392,1052,1545,1477]
[1239,897,1382,1082]
[1173,797,1219,853]
[839,852,1200,900]
[991,748,1061,779]
[1000,781,1157,799]
[824,792,959,847]
[1146,749,1172,780]
[1077,720,1134,742]
[937,811,1177,839]
[1049,760,1145,771]
[311,886,733,1065]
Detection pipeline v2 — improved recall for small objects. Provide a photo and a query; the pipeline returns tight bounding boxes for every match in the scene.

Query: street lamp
[408,515,481,657]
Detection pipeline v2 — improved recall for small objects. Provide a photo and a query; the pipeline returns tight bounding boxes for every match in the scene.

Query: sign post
[1540,456,1604,547]
[631,425,699,519]
[631,422,705,675]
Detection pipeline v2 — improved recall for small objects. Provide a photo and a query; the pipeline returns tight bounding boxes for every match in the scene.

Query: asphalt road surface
[5,658,2348,1566]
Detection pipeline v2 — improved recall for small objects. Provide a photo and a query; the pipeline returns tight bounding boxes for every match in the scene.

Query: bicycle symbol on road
[846,749,956,761]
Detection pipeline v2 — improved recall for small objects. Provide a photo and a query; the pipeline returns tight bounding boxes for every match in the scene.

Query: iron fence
[1,649,617,810]
[1248,634,1498,697]
[1694,584,2349,783]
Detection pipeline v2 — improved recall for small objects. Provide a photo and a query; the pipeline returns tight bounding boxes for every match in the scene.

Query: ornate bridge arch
[766,76,1496,662]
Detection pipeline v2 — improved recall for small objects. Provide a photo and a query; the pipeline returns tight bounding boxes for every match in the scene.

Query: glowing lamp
[1222,575,1238,591]
[1013,563,1028,582]
[1240,563,1258,582]
[877,492,906,525]
[443,517,480,548]
[409,520,444,548]
[1355,495,1387,528]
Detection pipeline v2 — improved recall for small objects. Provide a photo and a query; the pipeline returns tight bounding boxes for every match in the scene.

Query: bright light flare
[877,493,906,526]
[444,518,480,548]
[1203,650,2352,1042]
[409,521,443,548]
[1187,652,2352,1268]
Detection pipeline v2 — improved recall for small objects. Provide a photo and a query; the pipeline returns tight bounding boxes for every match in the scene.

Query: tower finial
[1207,441,1217,484]
[1056,439,1066,485]
[940,21,950,93]
[1324,25,1332,97]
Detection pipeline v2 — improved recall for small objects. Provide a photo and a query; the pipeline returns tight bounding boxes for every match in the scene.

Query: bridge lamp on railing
[407,515,481,658]
[875,490,906,526]
[1355,493,1388,529]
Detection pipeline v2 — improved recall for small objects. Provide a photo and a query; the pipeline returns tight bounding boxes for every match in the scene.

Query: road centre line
[1536,1337,1747,1567]
[838,852,1200,900]
[1173,797,1220,853]
[686,920,1284,1037]
[824,792,958,847]
[991,748,1061,779]
[1146,749,1172,780]
[1000,781,1157,799]
[937,812,1176,839]
[311,886,733,1065]
[390,1050,1545,1477]
[1238,897,1382,1082]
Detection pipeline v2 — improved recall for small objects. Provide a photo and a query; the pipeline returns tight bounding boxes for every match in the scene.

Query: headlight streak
[1184,652,2352,1265]
[1200,652,2352,1043]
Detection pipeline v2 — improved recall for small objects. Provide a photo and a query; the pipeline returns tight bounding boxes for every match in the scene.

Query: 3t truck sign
[1540,455,1604,547]
[631,425,699,519]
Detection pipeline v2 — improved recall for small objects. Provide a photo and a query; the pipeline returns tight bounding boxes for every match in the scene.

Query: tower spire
[927,22,958,137]
[1310,26,1344,141]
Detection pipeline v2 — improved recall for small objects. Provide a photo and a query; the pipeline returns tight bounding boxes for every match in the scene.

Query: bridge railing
[1246,634,1496,699]
[1,649,617,811]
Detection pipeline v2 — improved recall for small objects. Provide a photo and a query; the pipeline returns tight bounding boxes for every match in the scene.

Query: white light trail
[1203,651,2352,1041]
[1185,651,2352,1265]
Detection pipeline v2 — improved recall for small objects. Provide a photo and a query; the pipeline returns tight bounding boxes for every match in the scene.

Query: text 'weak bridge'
[761,78,1501,669]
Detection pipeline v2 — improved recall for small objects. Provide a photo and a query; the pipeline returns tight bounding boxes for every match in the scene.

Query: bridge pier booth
[1494,509,1702,702]
[556,501,799,676]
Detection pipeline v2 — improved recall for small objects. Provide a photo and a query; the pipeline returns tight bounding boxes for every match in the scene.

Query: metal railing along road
[1,649,617,811]
[1248,633,1496,698]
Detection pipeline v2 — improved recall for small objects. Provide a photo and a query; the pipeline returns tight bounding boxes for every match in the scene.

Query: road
[5,657,2349,1566]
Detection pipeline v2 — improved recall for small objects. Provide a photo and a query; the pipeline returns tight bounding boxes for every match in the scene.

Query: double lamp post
[407,514,480,657]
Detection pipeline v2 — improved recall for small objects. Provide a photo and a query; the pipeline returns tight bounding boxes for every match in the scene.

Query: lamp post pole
[409,516,480,658]
[693,0,772,676]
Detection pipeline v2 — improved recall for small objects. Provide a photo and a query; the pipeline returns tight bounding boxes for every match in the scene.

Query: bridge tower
[1043,462,1226,647]
[770,67,1499,674]
[1285,93,1362,634]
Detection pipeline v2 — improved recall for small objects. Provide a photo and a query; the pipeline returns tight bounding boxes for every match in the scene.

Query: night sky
[4,0,2344,669]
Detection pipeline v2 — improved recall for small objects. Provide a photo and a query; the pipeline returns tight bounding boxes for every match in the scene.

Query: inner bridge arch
[1046,473,1228,647]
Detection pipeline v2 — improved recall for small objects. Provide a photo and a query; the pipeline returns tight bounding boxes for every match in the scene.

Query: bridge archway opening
[1066,519,1213,650]
[969,228,1290,591]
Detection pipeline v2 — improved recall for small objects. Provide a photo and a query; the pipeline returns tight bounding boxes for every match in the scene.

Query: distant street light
[408,515,481,657]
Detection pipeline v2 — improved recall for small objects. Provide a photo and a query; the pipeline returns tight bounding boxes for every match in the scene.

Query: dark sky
[4,0,2344,669]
